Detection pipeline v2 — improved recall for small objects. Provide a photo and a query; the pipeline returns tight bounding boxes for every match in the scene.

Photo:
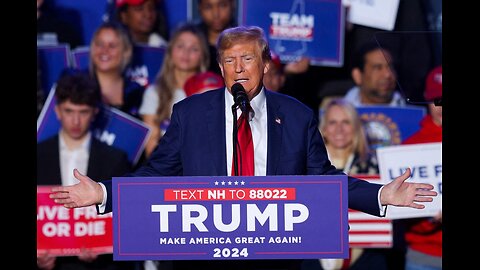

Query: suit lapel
[266,91,283,175]
[206,90,227,176]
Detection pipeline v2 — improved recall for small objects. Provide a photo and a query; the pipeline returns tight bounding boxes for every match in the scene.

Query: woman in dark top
[89,22,144,119]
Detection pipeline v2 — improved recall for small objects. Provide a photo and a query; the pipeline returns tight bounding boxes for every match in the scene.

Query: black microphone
[231,83,249,113]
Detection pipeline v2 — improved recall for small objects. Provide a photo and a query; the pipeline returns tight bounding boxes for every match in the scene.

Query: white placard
[377,143,442,219]
[347,0,400,31]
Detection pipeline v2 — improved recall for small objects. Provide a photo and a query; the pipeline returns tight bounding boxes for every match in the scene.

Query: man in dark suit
[51,26,437,270]
[37,71,134,270]
[37,137,131,186]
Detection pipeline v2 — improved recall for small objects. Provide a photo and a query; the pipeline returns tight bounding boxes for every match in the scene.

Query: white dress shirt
[59,131,91,186]
[225,87,268,176]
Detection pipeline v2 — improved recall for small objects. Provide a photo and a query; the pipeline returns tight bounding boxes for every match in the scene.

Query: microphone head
[231,83,245,96]
[231,83,249,112]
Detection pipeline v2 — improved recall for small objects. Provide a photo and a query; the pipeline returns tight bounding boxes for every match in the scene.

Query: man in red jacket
[402,65,442,270]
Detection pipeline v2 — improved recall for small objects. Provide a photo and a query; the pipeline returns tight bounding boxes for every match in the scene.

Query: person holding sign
[402,65,442,270]
[50,26,437,270]
[37,71,135,270]
[138,23,210,157]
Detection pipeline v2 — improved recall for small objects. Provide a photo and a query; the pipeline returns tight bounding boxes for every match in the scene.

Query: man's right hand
[50,169,103,208]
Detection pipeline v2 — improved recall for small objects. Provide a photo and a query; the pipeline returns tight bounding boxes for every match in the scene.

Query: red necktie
[232,109,254,176]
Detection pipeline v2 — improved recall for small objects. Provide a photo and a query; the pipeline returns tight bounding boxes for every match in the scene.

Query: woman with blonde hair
[139,23,209,157]
[89,21,145,118]
[319,98,376,174]
[317,98,386,270]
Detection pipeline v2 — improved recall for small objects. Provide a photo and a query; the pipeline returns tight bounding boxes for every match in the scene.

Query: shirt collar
[347,86,405,106]
[59,131,92,151]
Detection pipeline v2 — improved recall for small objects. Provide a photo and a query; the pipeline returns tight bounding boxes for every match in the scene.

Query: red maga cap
[184,71,225,97]
[424,65,442,101]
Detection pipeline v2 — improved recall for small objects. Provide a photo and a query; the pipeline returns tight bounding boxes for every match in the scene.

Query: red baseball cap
[184,71,225,97]
[116,0,149,8]
[424,65,442,101]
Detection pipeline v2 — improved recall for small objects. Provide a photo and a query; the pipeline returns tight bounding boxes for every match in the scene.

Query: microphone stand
[231,104,239,176]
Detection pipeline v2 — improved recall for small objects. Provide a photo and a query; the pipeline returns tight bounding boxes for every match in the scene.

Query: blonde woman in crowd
[139,24,209,157]
[316,98,387,270]
[89,22,145,119]
[319,98,378,175]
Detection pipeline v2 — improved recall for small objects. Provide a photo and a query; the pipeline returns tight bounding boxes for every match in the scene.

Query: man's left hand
[380,168,438,209]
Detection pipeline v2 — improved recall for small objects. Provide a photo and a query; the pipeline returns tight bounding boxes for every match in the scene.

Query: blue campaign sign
[38,44,71,96]
[53,0,109,46]
[37,87,61,142]
[239,0,344,67]
[37,89,150,165]
[164,0,191,34]
[71,46,90,69]
[112,175,349,261]
[356,106,426,150]
[91,107,151,165]
[125,45,166,87]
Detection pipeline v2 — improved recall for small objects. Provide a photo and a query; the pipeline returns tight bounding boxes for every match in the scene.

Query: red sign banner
[37,186,113,256]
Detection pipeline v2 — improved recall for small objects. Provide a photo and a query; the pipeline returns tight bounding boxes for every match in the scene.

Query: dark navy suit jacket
[102,88,382,216]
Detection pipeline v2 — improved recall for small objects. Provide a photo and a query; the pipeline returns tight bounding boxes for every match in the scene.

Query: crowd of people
[37,1,442,270]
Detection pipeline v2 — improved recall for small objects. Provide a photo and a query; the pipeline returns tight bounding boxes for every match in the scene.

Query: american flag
[348,175,392,248]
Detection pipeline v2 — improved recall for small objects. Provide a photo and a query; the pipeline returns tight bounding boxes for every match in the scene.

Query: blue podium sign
[113,175,349,260]
[239,0,344,67]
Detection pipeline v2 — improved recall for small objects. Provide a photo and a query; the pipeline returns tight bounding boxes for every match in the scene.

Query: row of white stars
[214,181,246,186]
